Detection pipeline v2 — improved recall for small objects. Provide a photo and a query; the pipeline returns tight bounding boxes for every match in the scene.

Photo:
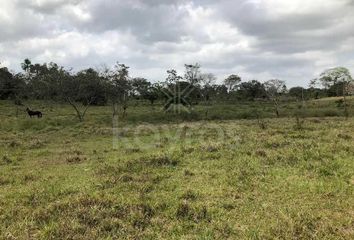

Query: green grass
[0,99,353,239]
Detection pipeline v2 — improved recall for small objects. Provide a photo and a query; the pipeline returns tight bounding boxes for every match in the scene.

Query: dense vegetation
[1,60,353,121]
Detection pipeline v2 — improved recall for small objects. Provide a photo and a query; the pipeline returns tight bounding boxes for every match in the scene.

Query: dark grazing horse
[26,108,42,118]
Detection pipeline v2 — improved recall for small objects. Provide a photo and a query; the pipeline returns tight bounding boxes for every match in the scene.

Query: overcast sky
[1,0,354,87]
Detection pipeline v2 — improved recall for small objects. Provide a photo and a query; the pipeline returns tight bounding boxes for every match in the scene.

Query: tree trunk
[343,83,348,119]
[66,97,94,122]
[274,99,280,118]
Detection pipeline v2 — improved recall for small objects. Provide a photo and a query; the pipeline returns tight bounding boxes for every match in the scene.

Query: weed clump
[131,204,155,230]
[66,155,86,163]
[125,147,141,153]
[65,150,86,164]
[2,155,13,164]
[337,133,352,140]
[8,140,21,148]
[181,146,194,154]
[176,202,190,219]
[119,174,134,182]
[29,139,46,149]
[22,174,37,183]
[154,143,164,148]
[145,154,178,167]
[184,169,195,176]
[180,190,198,201]
[255,149,267,157]
[201,143,221,152]
[176,202,210,222]
[0,176,11,186]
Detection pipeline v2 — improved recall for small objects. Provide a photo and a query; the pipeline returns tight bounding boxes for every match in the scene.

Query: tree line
[0,59,353,121]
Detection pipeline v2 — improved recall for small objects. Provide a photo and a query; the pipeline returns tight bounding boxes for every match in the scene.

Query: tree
[143,85,159,105]
[327,82,347,97]
[213,84,228,100]
[200,73,216,87]
[264,79,286,117]
[306,87,327,99]
[200,73,216,103]
[183,64,203,106]
[130,77,151,98]
[313,67,353,117]
[224,74,241,93]
[184,63,201,85]
[25,62,64,100]
[237,80,266,100]
[288,86,307,106]
[21,58,32,82]
[0,66,24,99]
[163,69,194,112]
[107,63,131,117]
[58,68,94,122]
[75,68,107,106]
[166,69,182,85]
[312,67,352,95]
[129,77,160,105]
[289,87,304,99]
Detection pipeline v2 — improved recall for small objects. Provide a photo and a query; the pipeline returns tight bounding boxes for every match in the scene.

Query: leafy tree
[75,68,107,106]
[264,79,287,117]
[20,60,64,100]
[163,81,193,111]
[0,66,25,100]
[289,86,307,100]
[313,67,353,117]
[28,62,63,100]
[163,68,196,111]
[327,82,347,97]
[200,73,216,103]
[224,74,241,93]
[166,69,182,85]
[21,58,33,81]
[213,84,228,99]
[58,68,98,122]
[143,86,159,105]
[129,77,160,105]
[237,80,266,100]
[305,87,326,99]
[183,64,203,106]
[130,77,151,98]
[312,67,352,95]
[107,63,131,116]
[151,82,168,104]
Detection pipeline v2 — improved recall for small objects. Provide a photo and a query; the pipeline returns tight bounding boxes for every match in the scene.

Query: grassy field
[0,100,354,239]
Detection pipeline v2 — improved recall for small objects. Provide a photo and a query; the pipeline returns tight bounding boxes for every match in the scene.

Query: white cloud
[0,0,353,87]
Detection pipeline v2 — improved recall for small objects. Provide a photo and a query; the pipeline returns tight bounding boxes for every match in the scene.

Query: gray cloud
[81,1,190,43]
[214,0,354,53]
[0,0,353,87]
[21,0,83,14]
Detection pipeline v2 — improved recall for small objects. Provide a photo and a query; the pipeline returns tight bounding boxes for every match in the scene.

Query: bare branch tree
[264,79,287,118]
